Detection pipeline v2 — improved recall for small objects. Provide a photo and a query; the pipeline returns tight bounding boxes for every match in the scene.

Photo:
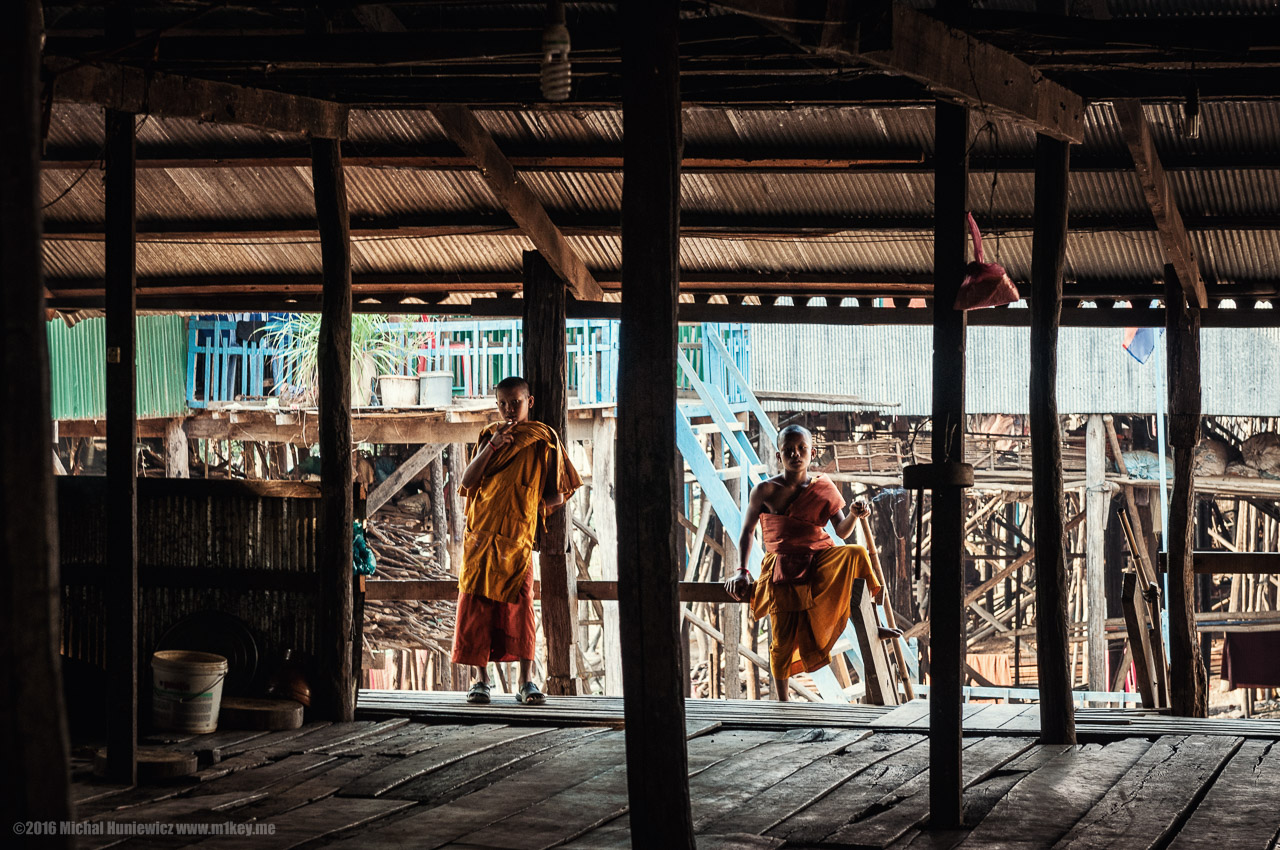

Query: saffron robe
[749,474,880,680]
[452,420,581,666]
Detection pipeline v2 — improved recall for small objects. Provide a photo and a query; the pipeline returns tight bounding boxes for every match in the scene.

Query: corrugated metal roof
[750,323,1280,416]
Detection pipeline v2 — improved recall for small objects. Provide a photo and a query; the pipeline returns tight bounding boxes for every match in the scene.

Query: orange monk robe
[749,474,880,681]
[453,420,582,666]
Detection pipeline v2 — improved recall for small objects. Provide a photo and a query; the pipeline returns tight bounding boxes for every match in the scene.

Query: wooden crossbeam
[716,1,1084,143]
[365,444,444,516]
[1157,551,1280,575]
[45,58,349,139]
[1113,99,1208,309]
[431,105,603,302]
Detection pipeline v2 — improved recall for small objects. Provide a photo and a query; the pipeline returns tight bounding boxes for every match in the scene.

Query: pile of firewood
[362,506,455,656]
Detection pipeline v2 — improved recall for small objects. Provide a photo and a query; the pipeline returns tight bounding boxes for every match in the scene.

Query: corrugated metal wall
[751,323,1280,416]
[48,315,189,420]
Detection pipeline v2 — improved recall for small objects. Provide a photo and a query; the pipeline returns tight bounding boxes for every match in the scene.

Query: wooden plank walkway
[65,699,1280,849]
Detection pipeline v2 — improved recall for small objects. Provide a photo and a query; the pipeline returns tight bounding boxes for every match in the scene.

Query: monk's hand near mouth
[724,568,753,602]
[489,419,517,449]
[851,499,871,519]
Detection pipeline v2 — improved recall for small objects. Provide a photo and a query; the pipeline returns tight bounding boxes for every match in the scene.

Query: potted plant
[259,314,404,407]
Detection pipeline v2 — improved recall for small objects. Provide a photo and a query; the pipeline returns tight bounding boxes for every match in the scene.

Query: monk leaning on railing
[726,424,901,702]
[454,376,582,706]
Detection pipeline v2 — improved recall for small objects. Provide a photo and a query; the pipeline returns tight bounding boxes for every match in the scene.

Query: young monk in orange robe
[725,424,899,701]
[454,376,581,705]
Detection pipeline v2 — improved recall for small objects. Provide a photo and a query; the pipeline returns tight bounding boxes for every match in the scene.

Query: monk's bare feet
[877,626,903,641]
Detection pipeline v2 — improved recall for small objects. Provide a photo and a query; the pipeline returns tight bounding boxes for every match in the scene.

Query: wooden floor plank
[370,723,506,757]
[320,732,629,850]
[163,729,271,762]
[1054,735,1244,850]
[338,725,542,797]
[456,729,777,850]
[387,728,609,804]
[689,729,868,832]
[971,703,1030,731]
[823,735,1037,847]
[700,732,924,838]
[999,705,1043,733]
[186,753,338,794]
[1165,739,1280,850]
[957,738,1154,849]
[177,796,415,850]
[765,736,936,844]
[77,792,268,850]
[871,700,932,729]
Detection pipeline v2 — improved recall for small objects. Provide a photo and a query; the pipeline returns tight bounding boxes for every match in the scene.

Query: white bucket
[418,371,453,407]
[378,374,420,407]
[151,650,229,734]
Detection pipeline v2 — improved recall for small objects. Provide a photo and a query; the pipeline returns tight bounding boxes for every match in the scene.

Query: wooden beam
[0,0,74,832]
[524,250,578,695]
[363,579,753,603]
[1029,131,1076,745]
[1113,100,1208,309]
[45,58,348,139]
[365,443,444,516]
[927,99,968,828]
[431,105,602,301]
[715,1,1083,142]
[592,415,623,695]
[103,91,138,784]
[1164,267,1208,717]
[1159,552,1280,574]
[618,0,694,846]
[1085,415,1108,694]
[312,137,355,721]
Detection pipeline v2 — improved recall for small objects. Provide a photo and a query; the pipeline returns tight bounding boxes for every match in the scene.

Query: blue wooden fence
[187,317,750,409]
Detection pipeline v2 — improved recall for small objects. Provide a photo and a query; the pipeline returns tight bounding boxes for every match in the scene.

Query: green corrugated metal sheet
[48,316,189,420]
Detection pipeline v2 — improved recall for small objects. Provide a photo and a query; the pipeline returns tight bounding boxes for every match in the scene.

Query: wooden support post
[1122,571,1160,708]
[165,418,189,478]
[103,37,138,783]
[1085,415,1109,694]
[1,0,74,832]
[1029,132,1077,745]
[592,416,622,695]
[619,0,694,845]
[1164,266,1208,717]
[430,456,449,573]
[524,250,577,696]
[311,137,355,721]
[447,443,466,578]
[928,99,968,830]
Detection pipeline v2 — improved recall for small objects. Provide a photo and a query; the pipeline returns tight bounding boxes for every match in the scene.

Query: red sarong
[452,563,536,666]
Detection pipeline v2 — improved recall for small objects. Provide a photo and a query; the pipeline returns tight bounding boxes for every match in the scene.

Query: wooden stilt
[1029,131,1077,745]
[1164,265,1208,717]
[0,0,74,833]
[446,443,466,577]
[619,0,694,845]
[104,39,139,782]
[311,137,355,721]
[523,250,578,695]
[927,99,968,830]
[1085,415,1109,694]
[165,419,189,479]
[592,416,622,695]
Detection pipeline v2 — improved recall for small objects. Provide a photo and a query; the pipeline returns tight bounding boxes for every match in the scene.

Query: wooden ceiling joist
[44,58,349,139]
[1113,99,1209,309]
[717,1,1084,143]
[430,104,603,302]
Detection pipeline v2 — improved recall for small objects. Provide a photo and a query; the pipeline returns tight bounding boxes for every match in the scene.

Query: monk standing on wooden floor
[726,424,899,701]
[454,376,581,705]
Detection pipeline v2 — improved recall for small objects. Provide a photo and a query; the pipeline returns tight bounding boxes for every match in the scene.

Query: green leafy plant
[259,314,408,403]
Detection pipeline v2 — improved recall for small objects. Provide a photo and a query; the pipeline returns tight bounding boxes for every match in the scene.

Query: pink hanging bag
[954,212,1020,311]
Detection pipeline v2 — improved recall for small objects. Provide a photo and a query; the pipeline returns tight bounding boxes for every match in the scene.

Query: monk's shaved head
[778,424,812,448]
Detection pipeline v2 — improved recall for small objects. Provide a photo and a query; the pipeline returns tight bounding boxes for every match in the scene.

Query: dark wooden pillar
[1030,134,1077,744]
[104,13,139,780]
[1,0,74,832]
[311,138,355,721]
[619,0,694,847]
[524,250,577,695]
[928,100,968,830]
[1164,265,1207,717]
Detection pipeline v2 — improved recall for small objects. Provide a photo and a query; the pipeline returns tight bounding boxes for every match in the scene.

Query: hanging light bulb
[1184,88,1201,139]
[540,1,571,102]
